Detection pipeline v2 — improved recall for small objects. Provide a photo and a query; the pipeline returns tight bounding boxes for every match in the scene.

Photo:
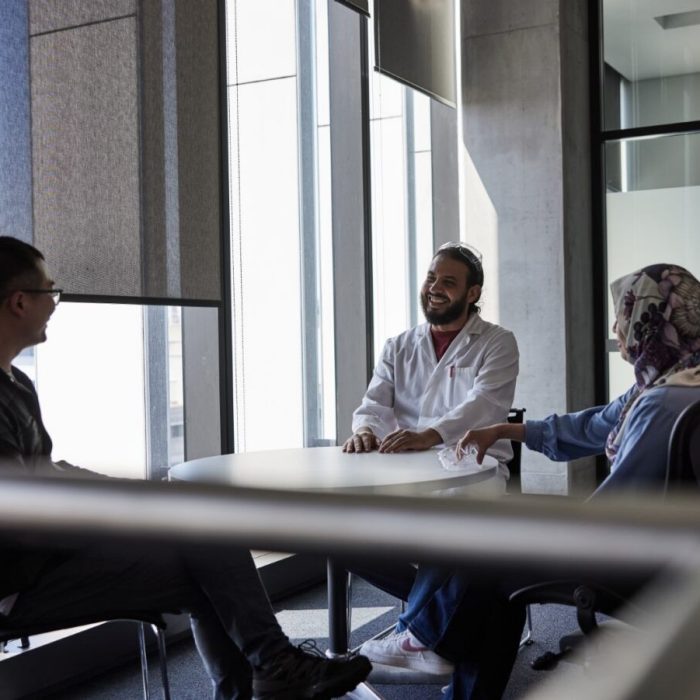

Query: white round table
[169,446,501,674]
[169,446,499,496]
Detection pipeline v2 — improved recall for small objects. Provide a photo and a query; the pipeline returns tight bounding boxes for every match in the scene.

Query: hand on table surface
[378,428,441,453]
[342,430,381,453]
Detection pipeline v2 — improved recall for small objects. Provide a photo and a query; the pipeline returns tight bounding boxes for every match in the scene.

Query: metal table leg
[326,559,385,699]
[327,558,350,656]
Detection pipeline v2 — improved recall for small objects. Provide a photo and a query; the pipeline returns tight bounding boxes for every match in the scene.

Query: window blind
[20,0,223,302]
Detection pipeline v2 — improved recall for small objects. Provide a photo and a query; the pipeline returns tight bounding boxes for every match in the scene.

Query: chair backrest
[507,408,526,494]
[665,398,700,494]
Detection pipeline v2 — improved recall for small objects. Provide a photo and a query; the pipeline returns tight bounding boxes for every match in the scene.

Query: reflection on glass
[605,133,700,331]
[603,0,700,129]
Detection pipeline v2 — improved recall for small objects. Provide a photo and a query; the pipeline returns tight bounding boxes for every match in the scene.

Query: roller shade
[16,0,222,302]
[375,0,456,107]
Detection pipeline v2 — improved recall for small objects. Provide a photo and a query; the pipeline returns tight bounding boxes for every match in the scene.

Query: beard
[421,289,469,326]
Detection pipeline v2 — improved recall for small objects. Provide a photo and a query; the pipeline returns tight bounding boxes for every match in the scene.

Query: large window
[598,0,700,398]
[603,1,700,130]
[15,305,184,479]
[225,0,336,451]
[225,0,436,449]
[0,0,222,478]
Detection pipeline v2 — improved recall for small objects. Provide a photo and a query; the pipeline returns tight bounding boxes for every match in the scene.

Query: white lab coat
[352,313,519,471]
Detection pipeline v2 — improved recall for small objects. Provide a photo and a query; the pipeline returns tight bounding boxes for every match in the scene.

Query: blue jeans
[349,561,525,700]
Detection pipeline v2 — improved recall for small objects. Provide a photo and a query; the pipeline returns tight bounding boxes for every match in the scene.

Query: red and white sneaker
[359,629,454,675]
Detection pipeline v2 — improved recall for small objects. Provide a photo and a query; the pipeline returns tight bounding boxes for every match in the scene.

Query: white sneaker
[359,630,454,675]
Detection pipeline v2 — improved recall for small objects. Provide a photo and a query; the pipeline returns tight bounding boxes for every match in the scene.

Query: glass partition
[605,132,700,340]
[600,1,700,400]
[603,0,700,130]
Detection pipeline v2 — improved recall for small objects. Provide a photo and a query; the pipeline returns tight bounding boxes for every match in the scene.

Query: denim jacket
[525,384,700,495]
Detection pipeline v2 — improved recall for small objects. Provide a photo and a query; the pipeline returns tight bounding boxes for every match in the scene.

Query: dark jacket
[0,367,98,601]
[1,367,53,472]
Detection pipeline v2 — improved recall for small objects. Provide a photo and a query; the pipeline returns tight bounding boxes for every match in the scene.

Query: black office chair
[1,615,171,700]
[665,397,700,493]
[502,408,535,647]
[506,407,526,495]
[509,396,700,671]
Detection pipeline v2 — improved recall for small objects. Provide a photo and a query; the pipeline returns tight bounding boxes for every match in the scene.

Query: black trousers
[7,543,290,700]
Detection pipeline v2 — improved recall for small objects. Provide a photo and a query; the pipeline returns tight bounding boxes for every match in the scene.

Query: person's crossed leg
[8,543,372,700]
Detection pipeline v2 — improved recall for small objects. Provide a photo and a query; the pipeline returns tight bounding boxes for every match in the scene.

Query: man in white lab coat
[343,241,518,479]
[342,242,520,685]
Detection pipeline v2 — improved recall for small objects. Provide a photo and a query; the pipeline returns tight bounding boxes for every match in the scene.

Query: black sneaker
[253,640,372,700]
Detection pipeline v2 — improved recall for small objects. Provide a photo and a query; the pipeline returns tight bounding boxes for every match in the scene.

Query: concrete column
[431,100,460,244]
[460,0,595,495]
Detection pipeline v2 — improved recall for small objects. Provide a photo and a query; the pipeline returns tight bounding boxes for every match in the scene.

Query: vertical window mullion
[328,1,373,441]
[404,89,418,327]
[297,0,322,446]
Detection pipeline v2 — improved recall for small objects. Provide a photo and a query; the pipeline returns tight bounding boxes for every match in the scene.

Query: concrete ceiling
[604,0,700,81]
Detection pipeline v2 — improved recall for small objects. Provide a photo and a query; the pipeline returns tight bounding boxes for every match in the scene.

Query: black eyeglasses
[436,242,484,285]
[20,288,63,304]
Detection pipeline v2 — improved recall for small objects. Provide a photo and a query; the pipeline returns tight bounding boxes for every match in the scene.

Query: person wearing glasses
[0,236,372,700]
[342,242,519,677]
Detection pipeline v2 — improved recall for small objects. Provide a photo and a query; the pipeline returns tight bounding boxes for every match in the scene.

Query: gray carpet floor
[48,577,586,699]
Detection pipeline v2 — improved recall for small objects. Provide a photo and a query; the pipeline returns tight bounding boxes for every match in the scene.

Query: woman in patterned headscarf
[361,264,700,700]
[459,262,700,494]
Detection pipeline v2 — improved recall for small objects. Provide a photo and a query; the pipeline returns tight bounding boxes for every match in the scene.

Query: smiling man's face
[420,254,478,330]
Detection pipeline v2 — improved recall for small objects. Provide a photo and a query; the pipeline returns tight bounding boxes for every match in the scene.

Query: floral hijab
[606,264,700,461]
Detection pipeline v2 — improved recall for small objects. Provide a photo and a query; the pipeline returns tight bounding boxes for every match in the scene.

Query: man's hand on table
[378,428,441,453]
[342,429,381,453]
